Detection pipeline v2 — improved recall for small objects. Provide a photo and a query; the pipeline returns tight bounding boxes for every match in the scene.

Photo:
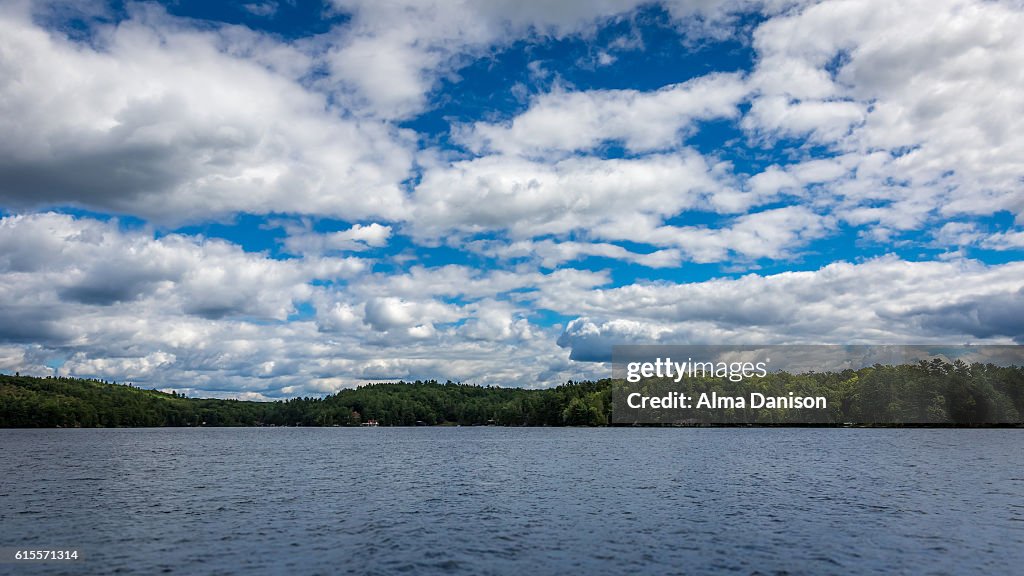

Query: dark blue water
[1,428,1022,575]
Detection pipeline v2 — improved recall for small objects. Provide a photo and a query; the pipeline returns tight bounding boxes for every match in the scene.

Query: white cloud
[242,2,278,17]
[743,96,865,143]
[592,205,832,263]
[316,302,363,332]
[0,4,414,223]
[0,213,591,393]
[362,296,458,336]
[411,151,746,241]
[0,345,53,377]
[553,256,1024,360]
[321,0,797,119]
[61,351,177,381]
[931,223,1024,251]
[0,212,366,323]
[2,214,1021,395]
[557,317,675,361]
[932,222,982,247]
[982,230,1024,251]
[745,0,1024,232]
[412,149,837,264]
[457,72,748,156]
[322,0,657,119]
[460,299,533,342]
[2,0,1022,398]
[405,0,1024,254]
[472,239,683,269]
[281,221,393,255]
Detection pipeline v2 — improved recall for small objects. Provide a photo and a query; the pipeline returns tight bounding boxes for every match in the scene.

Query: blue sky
[1,0,1022,398]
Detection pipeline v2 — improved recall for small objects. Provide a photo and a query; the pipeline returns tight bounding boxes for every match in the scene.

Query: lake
[1,428,1022,575]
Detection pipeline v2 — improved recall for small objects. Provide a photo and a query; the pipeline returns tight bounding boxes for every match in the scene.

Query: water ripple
[0,428,1022,575]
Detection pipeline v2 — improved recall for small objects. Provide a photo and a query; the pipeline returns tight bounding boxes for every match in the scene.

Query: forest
[0,358,1022,427]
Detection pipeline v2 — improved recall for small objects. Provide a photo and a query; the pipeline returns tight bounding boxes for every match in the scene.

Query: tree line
[0,358,1021,427]
[614,358,1023,425]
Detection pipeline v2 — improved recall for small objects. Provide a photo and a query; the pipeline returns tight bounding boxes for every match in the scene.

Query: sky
[1,0,1022,399]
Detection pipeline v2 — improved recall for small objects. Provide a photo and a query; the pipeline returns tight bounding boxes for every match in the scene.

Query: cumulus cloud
[981,230,1024,251]
[0,213,587,393]
[321,0,637,119]
[745,0,1024,233]
[362,296,456,337]
[1,214,1020,395]
[409,0,1024,255]
[557,318,675,361]
[411,151,747,241]
[459,299,533,342]
[322,0,761,119]
[471,239,683,269]
[457,72,748,156]
[281,221,393,255]
[1,0,1022,398]
[242,2,279,17]
[594,205,833,263]
[0,3,413,223]
[61,351,177,381]
[0,213,367,324]
[0,345,53,377]
[554,256,1024,361]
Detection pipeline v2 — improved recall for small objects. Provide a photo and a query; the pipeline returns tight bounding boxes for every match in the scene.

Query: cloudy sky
[1,0,1022,398]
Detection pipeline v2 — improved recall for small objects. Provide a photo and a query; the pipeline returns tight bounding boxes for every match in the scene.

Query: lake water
[1,428,1022,575]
